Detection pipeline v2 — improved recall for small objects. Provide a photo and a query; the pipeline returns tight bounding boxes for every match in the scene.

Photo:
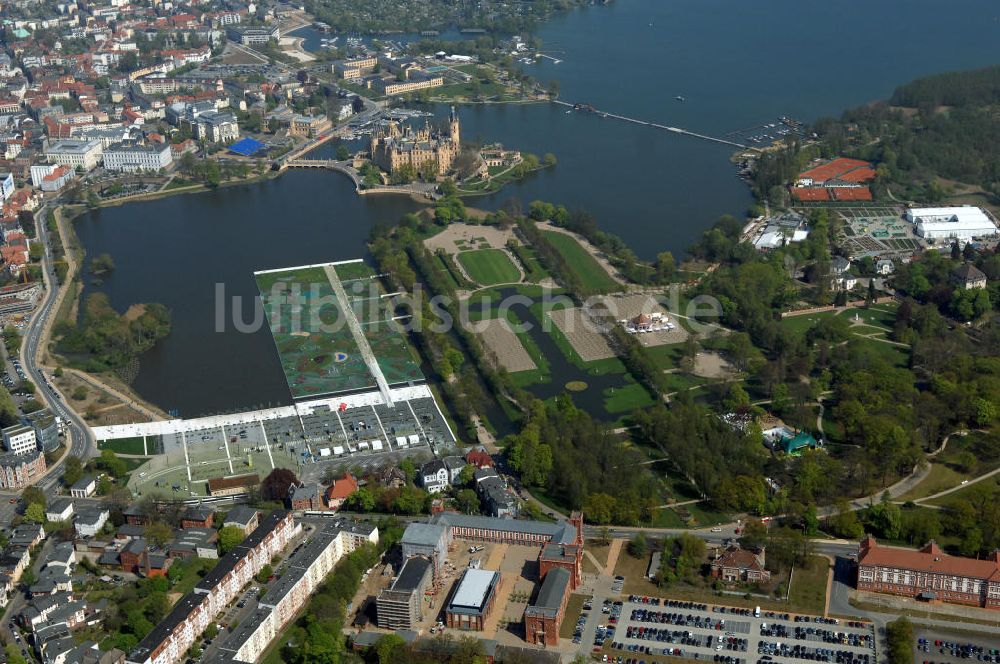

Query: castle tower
[449,106,460,147]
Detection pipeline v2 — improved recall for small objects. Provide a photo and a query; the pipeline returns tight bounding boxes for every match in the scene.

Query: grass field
[542,231,620,292]
[560,594,588,638]
[603,381,656,414]
[613,549,830,616]
[457,248,521,286]
[98,436,147,455]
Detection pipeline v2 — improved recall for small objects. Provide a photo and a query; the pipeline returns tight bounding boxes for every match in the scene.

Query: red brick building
[857,536,1000,610]
[710,545,771,583]
[120,538,173,578]
[444,569,501,631]
[181,505,214,529]
[538,542,583,591]
[524,566,571,647]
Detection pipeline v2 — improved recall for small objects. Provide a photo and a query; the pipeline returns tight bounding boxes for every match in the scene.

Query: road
[21,202,95,495]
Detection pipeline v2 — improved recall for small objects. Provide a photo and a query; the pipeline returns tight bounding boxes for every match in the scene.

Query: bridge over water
[552,100,747,149]
[285,159,439,199]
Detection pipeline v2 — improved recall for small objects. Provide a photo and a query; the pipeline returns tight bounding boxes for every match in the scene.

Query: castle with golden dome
[369,107,461,177]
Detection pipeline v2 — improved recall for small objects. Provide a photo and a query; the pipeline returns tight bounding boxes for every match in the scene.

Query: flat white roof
[450,569,498,610]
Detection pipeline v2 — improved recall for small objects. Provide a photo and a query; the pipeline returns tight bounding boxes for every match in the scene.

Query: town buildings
[2,422,37,455]
[127,511,301,664]
[45,139,103,171]
[0,449,45,489]
[857,535,1000,610]
[103,144,173,172]
[216,519,377,663]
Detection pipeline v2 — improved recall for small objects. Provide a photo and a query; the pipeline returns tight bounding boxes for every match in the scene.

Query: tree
[399,458,416,485]
[145,521,173,547]
[256,564,273,583]
[454,489,480,514]
[261,468,298,501]
[335,145,351,161]
[63,455,84,486]
[457,464,476,487]
[739,519,768,550]
[22,486,46,509]
[885,617,914,664]
[627,533,647,558]
[828,500,865,539]
[345,487,375,512]
[25,503,46,523]
[5,645,27,664]
[218,525,246,554]
[655,251,676,282]
[375,634,407,664]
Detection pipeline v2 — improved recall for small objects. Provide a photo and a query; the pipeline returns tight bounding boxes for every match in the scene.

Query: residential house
[222,506,259,535]
[288,483,325,511]
[70,475,96,498]
[45,499,74,523]
[710,545,771,583]
[74,507,109,537]
[952,263,987,290]
[325,474,358,510]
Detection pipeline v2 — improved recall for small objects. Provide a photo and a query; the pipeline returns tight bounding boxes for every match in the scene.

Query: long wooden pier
[552,100,747,149]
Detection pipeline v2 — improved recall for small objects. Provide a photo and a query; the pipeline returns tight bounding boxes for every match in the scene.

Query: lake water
[75,0,1000,416]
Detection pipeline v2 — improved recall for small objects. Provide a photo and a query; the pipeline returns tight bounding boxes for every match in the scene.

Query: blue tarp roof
[228,137,265,156]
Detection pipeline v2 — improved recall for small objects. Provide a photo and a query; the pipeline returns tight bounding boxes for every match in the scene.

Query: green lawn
[787,555,833,615]
[542,231,620,292]
[98,436,147,455]
[457,248,521,286]
[603,381,656,414]
[897,463,967,502]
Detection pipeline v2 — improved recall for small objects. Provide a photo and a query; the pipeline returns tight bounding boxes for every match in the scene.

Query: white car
[711,527,722,532]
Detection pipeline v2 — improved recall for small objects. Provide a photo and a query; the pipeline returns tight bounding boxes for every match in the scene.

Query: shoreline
[41,204,172,423]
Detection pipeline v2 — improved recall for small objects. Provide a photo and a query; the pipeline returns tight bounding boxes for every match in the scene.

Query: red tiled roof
[832,187,873,201]
[714,546,765,572]
[791,187,830,201]
[325,474,359,502]
[859,537,1000,581]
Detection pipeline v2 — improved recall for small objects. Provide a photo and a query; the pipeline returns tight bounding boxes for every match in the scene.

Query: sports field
[457,248,520,286]
[255,260,423,399]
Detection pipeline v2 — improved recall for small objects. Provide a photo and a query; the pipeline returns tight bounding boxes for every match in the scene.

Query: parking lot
[571,594,876,664]
[913,629,1000,664]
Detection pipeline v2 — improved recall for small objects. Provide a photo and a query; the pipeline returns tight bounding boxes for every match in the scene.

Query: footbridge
[553,100,747,149]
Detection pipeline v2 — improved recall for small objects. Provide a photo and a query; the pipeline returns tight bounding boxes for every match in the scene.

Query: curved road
[22,202,95,495]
